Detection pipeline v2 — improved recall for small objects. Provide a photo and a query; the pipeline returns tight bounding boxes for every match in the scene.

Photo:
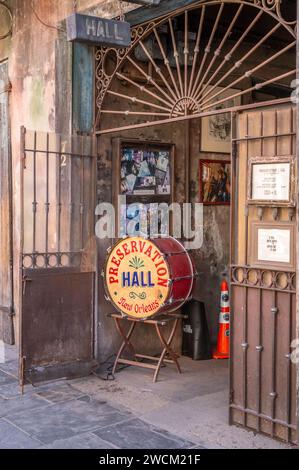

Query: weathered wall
[4,0,137,346]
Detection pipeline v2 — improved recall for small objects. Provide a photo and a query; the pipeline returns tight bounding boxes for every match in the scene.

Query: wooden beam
[126,0,296,29]
[126,0,199,25]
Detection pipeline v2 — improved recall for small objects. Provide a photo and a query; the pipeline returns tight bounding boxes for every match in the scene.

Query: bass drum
[154,237,195,314]
[104,236,195,319]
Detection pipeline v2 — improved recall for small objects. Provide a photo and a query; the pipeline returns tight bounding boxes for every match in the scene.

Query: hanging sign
[66,13,131,48]
[104,237,170,319]
[251,162,290,201]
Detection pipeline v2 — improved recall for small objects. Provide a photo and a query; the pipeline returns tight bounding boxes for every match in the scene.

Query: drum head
[104,237,170,319]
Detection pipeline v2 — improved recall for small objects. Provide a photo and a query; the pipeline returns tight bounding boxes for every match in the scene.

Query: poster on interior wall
[121,147,171,196]
[199,159,231,205]
[200,85,241,153]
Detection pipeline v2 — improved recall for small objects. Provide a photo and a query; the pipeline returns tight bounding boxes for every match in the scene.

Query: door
[0,61,13,344]
[20,128,97,384]
[230,103,297,444]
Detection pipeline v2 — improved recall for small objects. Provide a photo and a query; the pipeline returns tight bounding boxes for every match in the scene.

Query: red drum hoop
[152,236,195,314]
[103,236,195,319]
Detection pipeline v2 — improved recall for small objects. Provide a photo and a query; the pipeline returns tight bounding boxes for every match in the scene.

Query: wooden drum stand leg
[153,318,181,383]
[112,317,137,375]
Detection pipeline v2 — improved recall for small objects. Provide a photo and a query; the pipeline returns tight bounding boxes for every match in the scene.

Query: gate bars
[229,105,297,444]
[21,127,97,270]
[94,0,296,135]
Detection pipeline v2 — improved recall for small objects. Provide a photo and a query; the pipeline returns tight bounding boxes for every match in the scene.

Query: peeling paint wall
[4,0,138,346]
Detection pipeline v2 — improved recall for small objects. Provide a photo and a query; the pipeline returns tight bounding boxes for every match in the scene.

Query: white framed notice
[250,222,295,271]
[248,156,295,207]
[251,162,290,201]
[257,228,290,264]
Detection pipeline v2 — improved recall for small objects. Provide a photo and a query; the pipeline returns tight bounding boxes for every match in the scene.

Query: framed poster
[201,86,241,153]
[248,156,295,206]
[120,146,171,196]
[112,139,174,238]
[199,159,231,205]
[250,222,295,271]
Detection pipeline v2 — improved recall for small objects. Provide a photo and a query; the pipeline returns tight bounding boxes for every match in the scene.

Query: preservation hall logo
[104,237,170,319]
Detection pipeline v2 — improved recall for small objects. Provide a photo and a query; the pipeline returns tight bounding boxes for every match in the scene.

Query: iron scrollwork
[95,0,296,132]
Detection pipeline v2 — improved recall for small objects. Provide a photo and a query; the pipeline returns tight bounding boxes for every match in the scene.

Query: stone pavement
[0,346,195,449]
[0,345,294,449]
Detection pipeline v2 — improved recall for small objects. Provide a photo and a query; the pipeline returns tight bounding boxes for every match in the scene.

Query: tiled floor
[0,345,294,449]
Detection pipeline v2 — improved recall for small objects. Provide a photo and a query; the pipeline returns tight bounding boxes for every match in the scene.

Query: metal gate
[94,0,296,135]
[20,128,97,384]
[230,103,297,444]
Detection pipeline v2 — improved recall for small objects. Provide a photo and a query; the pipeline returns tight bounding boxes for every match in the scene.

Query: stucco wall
[3,0,138,346]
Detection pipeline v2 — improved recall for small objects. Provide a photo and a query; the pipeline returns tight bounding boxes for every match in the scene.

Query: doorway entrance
[92,0,297,444]
[16,0,297,446]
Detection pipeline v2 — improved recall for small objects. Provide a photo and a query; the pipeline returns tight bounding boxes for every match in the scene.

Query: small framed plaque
[248,156,295,206]
[250,222,295,270]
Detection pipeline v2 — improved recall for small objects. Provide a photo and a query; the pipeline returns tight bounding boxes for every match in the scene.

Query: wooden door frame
[0,59,14,345]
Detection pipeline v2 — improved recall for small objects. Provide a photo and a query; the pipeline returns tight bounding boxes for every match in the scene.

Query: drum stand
[108,313,187,383]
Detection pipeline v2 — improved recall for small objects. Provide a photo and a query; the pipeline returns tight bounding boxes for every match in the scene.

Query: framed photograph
[249,221,295,271]
[248,155,295,207]
[199,159,231,205]
[201,85,241,153]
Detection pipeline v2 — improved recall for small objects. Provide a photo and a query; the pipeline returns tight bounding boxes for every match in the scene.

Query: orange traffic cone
[213,280,230,359]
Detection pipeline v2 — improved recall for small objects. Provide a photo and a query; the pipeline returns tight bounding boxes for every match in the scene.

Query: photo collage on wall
[121,147,171,196]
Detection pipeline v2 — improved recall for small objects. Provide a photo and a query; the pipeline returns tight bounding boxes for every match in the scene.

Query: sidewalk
[0,346,293,449]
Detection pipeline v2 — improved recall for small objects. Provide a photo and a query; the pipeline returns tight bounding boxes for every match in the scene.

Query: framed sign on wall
[248,155,295,206]
[249,221,295,271]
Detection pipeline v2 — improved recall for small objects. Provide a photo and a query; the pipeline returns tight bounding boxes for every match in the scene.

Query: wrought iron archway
[95,0,296,134]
